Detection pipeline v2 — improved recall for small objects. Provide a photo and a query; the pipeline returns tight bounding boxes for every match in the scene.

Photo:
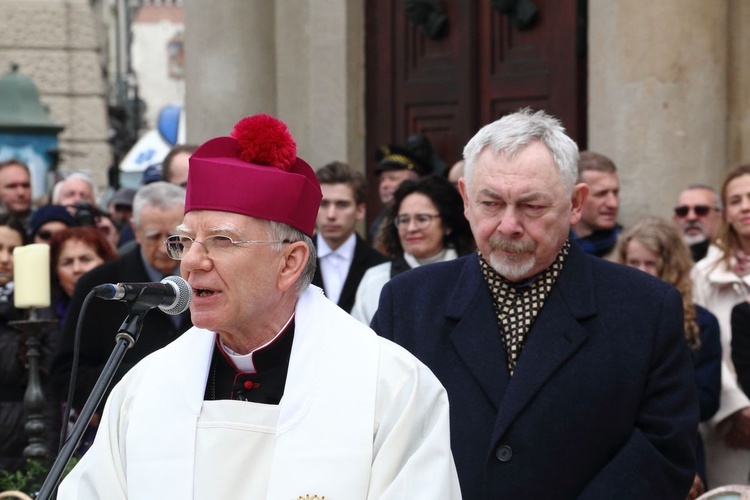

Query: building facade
[185,0,750,226]
[0,0,110,195]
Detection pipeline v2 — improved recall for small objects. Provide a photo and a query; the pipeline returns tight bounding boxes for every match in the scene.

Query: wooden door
[365,0,586,226]
[477,0,586,139]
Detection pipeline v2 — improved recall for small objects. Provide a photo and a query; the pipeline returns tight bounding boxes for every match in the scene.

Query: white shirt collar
[316,233,357,305]
[317,232,357,261]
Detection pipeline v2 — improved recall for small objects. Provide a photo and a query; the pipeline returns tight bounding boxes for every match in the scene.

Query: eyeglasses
[393,213,441,230]
[165,235,290,260]
[674,205,717,217]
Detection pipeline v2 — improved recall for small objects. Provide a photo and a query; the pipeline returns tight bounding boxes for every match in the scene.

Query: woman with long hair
[352,175,474,324]
[691,164,750,487]
[617,216,721,497]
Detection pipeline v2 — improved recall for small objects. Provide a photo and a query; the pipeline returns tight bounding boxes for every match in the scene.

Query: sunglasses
[36,230,53,241]
[673,205,715,217]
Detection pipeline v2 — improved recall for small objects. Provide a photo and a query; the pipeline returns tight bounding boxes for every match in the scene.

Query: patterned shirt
[478,241,570,376]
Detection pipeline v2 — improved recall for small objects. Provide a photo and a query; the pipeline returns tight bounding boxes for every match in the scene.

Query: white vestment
[58,286,461,499]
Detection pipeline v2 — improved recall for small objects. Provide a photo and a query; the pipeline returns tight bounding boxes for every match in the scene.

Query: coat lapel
[337,236,367,310]
[488,242,596,446]
[488,288,590,447]
[447,257,509,412]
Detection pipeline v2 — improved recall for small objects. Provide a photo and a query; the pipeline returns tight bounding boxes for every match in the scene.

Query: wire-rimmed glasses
[165,235,289,260]
[393,213,442,230]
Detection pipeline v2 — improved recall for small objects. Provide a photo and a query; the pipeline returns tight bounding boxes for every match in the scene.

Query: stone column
[184,0,366,175]
[275,0,365,171]
[728,0,750,167]
[588,0,728,225]
[184,0,276,143]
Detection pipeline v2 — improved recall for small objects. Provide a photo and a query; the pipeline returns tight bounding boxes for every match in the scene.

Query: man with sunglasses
[58,115,459,499]
[673,184,723,261]
[28,204,76,244]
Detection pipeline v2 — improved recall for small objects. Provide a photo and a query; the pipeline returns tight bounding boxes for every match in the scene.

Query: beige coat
[692,245,750,486]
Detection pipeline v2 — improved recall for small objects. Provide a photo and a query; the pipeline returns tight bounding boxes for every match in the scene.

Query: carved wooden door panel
[364,0,586,224]
[477,0,586,141]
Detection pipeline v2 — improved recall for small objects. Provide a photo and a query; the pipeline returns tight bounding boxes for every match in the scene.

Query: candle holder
[9,307,58,461]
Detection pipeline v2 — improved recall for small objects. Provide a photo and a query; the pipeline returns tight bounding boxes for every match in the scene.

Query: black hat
[29,204,76,239]
[374,144,432,176]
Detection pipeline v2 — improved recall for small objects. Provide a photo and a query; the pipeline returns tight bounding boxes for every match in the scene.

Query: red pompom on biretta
[186,113,322,237]
[231,114,297,171]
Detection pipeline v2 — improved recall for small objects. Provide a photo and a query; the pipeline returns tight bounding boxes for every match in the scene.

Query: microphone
[93,276,192,315]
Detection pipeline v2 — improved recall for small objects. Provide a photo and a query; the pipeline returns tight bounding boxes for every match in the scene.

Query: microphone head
[159,276,192,315]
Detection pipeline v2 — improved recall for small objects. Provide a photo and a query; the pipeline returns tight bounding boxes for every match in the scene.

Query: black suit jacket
[731,301,750,397]
[371,242,698,499]
[312,234,387,313]
[50,246,192,409]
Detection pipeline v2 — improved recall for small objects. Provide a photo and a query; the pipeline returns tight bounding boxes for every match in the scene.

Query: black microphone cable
[58,288,96,455]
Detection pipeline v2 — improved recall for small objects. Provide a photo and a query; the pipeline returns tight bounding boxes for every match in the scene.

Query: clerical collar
[206,318,296,402]
[317,232,356,261]
[219,313,295,373]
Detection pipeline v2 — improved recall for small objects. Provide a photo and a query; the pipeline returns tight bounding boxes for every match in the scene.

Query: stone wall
[0,0,111,195]
[588,0,737,226]
[728,0,750,168]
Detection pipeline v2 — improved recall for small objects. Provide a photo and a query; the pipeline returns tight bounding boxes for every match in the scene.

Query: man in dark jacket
[312,162,386,313]
[371,109,698,499]
[50,182,192,411]
[570,151,621,258]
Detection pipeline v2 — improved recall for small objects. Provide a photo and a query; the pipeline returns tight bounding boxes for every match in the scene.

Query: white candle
[13,244,51,308]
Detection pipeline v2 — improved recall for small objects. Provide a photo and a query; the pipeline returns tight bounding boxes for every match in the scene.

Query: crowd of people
[1,107,749,498]
[0,153,195,472]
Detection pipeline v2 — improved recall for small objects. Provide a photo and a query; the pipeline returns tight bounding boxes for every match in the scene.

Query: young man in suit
[312,162,387,313]
[371,109,699,499]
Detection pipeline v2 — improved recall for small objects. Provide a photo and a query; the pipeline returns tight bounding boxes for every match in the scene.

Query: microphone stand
[36,303,152,500]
